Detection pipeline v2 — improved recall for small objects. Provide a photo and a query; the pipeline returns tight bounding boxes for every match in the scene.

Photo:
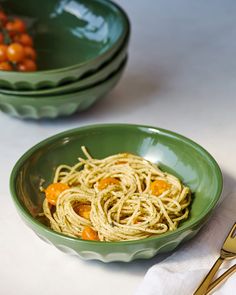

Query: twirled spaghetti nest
[43,147,191,242]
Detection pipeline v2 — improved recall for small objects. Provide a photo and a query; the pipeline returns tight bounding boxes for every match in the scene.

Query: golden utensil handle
[193,257,224,295]
[206,264,236,294]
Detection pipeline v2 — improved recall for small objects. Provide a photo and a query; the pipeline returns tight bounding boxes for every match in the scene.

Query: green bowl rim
[9,123,223,246]
[1,0,130,75]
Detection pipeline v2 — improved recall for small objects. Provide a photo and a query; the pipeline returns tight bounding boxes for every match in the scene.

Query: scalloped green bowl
[0,57,127,119]
[10,124,223,262]
[0,0,129,90]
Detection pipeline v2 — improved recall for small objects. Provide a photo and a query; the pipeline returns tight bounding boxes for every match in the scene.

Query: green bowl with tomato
[0,0,129,89]
[0,27,129,96]
[10,124,223,262]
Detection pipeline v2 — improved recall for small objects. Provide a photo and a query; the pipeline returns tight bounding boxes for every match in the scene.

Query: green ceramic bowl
[0,32,129,96]
[0,57,127,119]
[10,124,223,262]
[0,0,129,90]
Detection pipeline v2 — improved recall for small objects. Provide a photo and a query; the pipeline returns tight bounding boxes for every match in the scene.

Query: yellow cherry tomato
[98,177,120,190]
[7,43,25,62]
[150,179,171,196]
[74,204,91,219]
[17,59,37,72]
[0,61,12,71]
[45,183,69,205]
[81,226,99,241]
[0,44,8,62]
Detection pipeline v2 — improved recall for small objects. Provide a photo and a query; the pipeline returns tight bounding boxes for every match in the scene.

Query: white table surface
[1,1,236,294]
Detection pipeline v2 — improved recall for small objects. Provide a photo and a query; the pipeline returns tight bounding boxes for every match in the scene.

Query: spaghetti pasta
[42,146,191,242]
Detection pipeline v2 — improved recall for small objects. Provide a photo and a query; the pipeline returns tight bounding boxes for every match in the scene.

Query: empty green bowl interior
[2,0,127,70]
[12,125,222,236]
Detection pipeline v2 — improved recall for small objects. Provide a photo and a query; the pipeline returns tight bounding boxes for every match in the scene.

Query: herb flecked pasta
[42,146,191,242]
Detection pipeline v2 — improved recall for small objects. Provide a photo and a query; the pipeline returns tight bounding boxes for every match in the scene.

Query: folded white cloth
[135,189,236,295]
[135,266,236,295]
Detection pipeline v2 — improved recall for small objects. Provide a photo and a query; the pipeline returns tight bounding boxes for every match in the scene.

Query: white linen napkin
[135,188,236,295]
[135,266,236,295]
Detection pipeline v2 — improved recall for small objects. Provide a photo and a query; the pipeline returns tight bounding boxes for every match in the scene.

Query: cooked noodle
[42,146,191,242]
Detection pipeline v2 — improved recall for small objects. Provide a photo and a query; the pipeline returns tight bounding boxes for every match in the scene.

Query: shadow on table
[78,169,236,277]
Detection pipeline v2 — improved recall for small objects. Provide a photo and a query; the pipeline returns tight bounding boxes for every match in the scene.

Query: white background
[1,1,236,294]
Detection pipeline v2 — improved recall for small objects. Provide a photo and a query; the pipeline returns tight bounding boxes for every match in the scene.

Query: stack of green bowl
[0,0,130,119]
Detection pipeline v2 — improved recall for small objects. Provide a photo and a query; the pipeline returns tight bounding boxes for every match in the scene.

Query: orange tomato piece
[7,43,25,62]
[74,204,91,219]
[13,18,26,33]
[0,11,7,25]
[151,179,171,196]
[98,177,120,190]
[17,59,37,72]
[5,21,15,32]
[0,61,12,71]
[45,183,69,205]
[81,226,99,241]
[6,18,26,34]
[0,44,8,62]
[133,217,139,224]
[0,33,4,44]
[24,46,36,60]
[115,161,127,165]
[14,33,33,47]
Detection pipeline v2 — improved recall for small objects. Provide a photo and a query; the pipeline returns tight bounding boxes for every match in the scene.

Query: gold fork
[193,222,236,295]
[206,264,236,294]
